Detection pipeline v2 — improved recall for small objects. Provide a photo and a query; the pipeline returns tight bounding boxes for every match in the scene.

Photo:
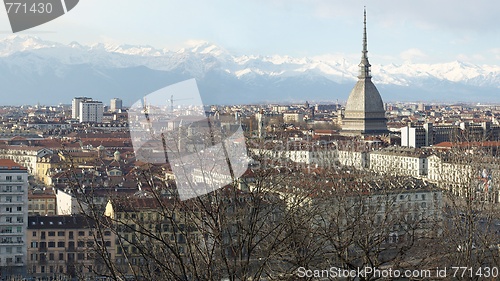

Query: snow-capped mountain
[0,35,499,106]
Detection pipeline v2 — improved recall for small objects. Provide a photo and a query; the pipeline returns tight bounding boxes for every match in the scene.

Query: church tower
[342,9,387,135]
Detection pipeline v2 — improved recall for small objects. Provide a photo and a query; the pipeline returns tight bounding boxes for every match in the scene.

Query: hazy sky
[1,0,500,65]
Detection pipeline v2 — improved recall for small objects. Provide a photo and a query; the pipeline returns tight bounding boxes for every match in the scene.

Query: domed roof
[345,79,384,114]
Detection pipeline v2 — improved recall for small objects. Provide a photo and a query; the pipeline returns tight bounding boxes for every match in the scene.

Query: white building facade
[0,159,28,275]
[79,100,104,123]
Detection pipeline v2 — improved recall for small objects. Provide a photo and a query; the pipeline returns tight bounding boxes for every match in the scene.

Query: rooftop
[0,159,26,170]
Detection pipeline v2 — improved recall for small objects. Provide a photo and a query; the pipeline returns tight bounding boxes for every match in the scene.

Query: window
[16,217,22,223]
[77,253,84,260]
[5,207,12,213]
[49,253,54,260]
[48,242,55,248]
[77,241,84,247]
[48,231,55,237]
[78,231,85,236]
[57,241,65,248]
[5,217,12,223]
[57,231,65,237]
[16,206,22,212]
[104,231,111,236]
[68,231,74,239]
[39,242,46,249]
[6,176,12,182]
[58,253,64,260]
[5,196,12,202]
[16,176,22,181]
[30,242,38,248]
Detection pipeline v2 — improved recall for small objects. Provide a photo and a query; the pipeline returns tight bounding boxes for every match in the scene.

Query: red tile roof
[0,159,27,170]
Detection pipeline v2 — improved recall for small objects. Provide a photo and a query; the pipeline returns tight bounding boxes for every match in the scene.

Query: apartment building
[104,198,201,276]
[369,147,429,178]
[28,187,57,216]
[27,215,115,279]
[79,100,104,123]
[0,159,28,275]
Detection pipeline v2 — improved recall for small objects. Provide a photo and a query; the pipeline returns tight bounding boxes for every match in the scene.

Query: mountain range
[0,35,499,106]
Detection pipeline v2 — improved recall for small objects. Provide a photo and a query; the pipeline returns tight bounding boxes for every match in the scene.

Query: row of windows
[31,240,111,248]
[2,217,23,223]
[33,230,111,238]
[2,196,23,202]
[31,252,97,261]
[28,204,55,210]
[32,264,94,274]
[0,226,23,233]
[1,186,23,192]
[0,176,23,182]
[1,246,23,254]
[0,256,23,264]
[5,206,23,212]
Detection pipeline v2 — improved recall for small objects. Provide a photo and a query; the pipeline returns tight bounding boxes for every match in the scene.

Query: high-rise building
[79,100,103,123]
[342,10,387,135]
[0,159,28,275]
[71,97,92,120]
[110,98,123,112]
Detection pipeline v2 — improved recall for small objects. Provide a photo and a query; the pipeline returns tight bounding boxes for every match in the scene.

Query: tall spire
[358,7,371,79]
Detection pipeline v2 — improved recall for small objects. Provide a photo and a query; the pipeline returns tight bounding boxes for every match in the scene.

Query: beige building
[28,187,57,216]
[104,198,201,275]
[27,215,115,278]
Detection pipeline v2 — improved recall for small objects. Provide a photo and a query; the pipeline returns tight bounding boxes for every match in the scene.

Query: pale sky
[1,0,500,65]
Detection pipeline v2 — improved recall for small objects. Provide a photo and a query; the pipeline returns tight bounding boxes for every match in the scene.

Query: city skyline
[0,0,499,65]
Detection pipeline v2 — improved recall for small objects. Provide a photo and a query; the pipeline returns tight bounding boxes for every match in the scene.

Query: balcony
[0,221,23,226]
[0,240,23,245]
[0,189,24,194]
